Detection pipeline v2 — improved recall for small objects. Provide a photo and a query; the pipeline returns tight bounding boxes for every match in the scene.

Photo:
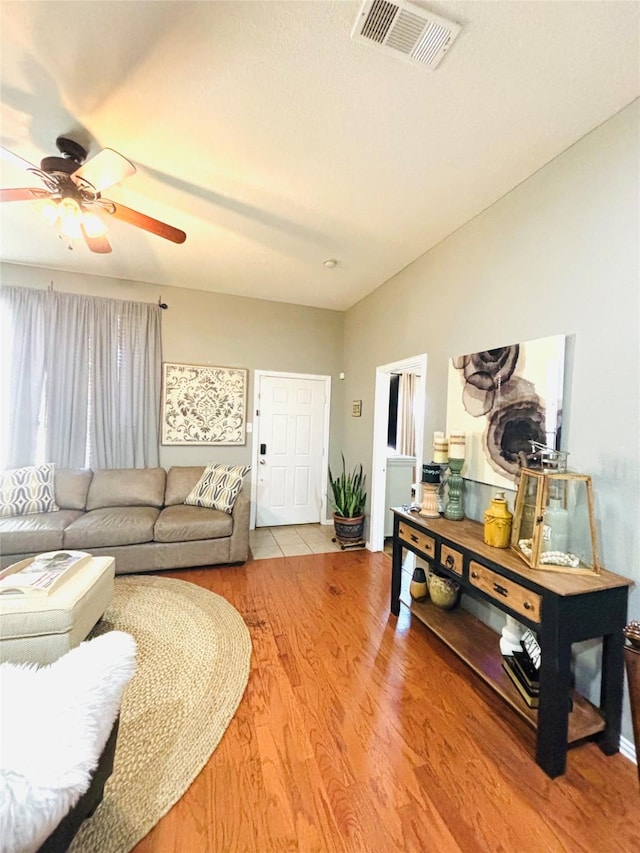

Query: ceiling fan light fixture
[58,197,83,239]
[82,210,107,238]
[37,197,59,227]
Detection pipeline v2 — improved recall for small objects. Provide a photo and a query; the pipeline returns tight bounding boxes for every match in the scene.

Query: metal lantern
[510,468,600,574]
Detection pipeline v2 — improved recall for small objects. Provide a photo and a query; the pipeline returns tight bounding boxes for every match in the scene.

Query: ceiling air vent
[351,0,461,69]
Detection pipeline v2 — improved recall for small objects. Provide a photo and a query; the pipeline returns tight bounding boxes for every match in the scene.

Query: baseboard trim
[619,734,637,765]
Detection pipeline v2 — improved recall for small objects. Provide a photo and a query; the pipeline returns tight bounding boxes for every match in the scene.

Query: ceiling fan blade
[104,200,186,244]
[81,225,112,254]
[0,187,52,202]
[72,148,136,192]
[1,146,38,171]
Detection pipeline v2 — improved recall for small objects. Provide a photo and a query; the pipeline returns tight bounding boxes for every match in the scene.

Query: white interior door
[255,374,328,526]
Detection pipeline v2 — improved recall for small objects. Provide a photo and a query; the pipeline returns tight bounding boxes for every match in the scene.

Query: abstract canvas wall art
[162,363,248,445]
[446,335,565,489]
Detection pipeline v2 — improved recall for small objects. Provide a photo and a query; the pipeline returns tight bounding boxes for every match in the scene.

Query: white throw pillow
[185,464,250,514]
[0,631,137,853]
[0,464,59,518]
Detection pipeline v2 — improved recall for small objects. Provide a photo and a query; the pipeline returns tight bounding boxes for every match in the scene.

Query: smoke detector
[351,0,461,70]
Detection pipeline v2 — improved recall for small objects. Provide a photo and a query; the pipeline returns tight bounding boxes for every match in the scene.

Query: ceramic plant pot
[333,514,365,543]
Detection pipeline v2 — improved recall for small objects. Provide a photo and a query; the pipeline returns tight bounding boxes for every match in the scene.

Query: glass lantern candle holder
[510,468,600,575]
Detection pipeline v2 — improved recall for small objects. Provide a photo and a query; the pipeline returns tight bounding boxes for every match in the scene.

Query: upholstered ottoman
[0,556,115,664]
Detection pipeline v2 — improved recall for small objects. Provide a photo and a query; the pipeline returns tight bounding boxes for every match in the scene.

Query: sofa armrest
[228,488,250,563]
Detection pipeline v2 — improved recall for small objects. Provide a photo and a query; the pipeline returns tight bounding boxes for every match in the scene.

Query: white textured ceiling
[1,1,639,310]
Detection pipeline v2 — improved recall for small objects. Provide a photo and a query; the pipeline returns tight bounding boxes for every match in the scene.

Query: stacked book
[502,640,540,709]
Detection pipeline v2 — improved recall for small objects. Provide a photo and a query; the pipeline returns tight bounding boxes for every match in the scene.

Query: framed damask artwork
[446,334,566,490]
[161,362,248,445]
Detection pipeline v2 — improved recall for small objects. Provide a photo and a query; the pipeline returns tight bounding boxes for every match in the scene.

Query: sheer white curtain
[0,286,162,470]
[0,287,48,468]
[397,373,417,457]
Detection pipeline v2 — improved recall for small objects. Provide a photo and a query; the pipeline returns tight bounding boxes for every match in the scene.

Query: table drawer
[441,544,463,576]
[469,561,542,623]
[398,522,435,558]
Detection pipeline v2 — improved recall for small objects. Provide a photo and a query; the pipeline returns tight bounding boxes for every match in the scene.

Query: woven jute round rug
[69,574,252,853]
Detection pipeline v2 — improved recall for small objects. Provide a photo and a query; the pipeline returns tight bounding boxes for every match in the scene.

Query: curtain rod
[42,281,168,309]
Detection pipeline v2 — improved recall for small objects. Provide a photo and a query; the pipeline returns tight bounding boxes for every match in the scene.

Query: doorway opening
[368,354,427,552]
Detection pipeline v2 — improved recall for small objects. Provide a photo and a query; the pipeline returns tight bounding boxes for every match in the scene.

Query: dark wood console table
[390,507,632,778]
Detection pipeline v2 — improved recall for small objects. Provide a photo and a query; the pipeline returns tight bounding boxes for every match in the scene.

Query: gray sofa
[0,466,250,573]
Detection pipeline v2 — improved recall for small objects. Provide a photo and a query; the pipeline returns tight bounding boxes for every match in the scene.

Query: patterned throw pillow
[0,464,59,518]
[185,464,250,514]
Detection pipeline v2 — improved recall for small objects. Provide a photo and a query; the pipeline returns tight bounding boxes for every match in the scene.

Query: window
[0,287,162,470]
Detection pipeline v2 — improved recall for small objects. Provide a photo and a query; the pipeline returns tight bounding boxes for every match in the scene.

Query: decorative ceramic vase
[409,565,429,602]
[499,614,525,655]
[427,572,460,610]
[483,490,513,548]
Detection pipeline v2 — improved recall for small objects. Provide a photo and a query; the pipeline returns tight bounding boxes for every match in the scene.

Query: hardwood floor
[132,551,639,853]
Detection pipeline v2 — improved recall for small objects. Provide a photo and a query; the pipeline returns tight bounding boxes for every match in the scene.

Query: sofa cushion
[0,464,59,518]
[154,504,233,543]
[0,510,84,555]
[63,507,159,549]
[164,466,206,507]
[54,468,94,511]
[86,468,166,511]
[185,464,250,514]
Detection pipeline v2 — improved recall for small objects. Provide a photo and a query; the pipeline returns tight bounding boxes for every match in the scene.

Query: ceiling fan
[0,136,187,254]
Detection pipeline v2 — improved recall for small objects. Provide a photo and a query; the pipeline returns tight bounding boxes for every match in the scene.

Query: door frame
[250,370,332,530]
[368,353,427,552]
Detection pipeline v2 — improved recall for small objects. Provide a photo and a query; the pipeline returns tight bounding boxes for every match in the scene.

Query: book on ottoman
[0,551,91,596]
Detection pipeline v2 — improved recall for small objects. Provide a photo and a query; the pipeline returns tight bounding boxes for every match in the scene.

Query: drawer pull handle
[524,601,532,610]
[445,555,455,569]
[410,534,418,543]
[471,570,478,579]
[493,583,509,598]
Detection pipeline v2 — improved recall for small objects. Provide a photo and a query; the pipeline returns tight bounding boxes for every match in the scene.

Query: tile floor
[249,524,395,560]
[250,524,341,559]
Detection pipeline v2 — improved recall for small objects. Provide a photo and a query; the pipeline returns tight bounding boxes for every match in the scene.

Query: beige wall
[342,100,640,742]
[2,99,638,744]
[0,264,345,471]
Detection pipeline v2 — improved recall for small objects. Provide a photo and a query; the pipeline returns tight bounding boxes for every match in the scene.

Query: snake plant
[328,455,366,518]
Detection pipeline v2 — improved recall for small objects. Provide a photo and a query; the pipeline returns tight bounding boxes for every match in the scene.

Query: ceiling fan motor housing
[40,156,79,175]
[40,137,88,175]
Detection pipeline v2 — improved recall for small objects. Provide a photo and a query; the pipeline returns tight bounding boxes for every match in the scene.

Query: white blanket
[0,631,137,853]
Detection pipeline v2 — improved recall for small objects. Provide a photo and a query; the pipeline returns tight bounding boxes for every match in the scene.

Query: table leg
[391,537,402,616]
[599,630,625,755]
[536,633,572,778]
